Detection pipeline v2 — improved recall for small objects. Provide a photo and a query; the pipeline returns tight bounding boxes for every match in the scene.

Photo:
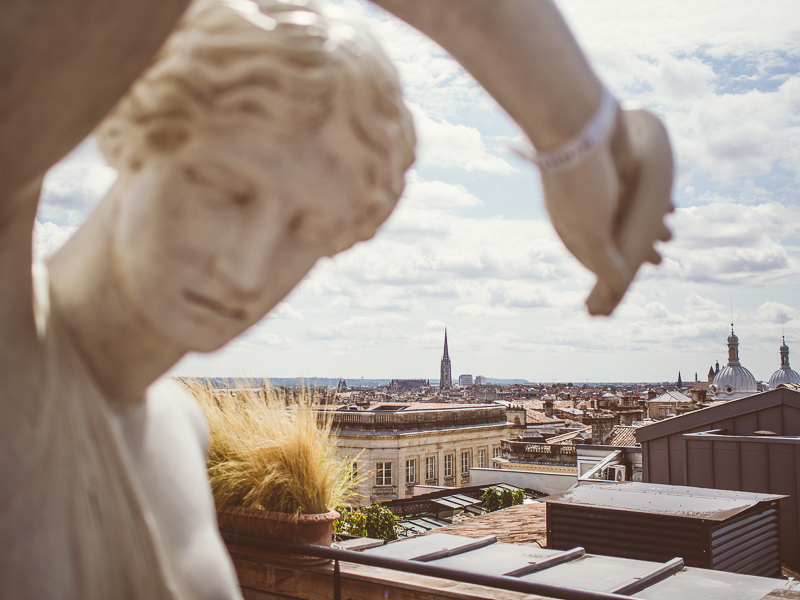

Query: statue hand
[540,107,674,316]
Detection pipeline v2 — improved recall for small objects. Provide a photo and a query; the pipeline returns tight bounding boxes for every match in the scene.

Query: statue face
[112,123,353,352]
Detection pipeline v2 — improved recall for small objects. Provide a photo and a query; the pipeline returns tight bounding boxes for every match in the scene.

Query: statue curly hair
[96,0,415,250]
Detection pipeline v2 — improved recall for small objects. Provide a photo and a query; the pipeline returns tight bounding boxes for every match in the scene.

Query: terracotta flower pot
[217,506,340,565]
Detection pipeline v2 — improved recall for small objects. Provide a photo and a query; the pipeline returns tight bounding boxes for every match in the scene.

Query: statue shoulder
[146,378,209,455]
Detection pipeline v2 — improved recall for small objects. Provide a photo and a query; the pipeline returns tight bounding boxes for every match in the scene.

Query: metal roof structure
[383,482,527,520]
[432,493,481,511]
[635,388,800,573]
[360,533,796,600]
[543,483,784,520]
[542,483,784,577]
[650,390,691,404]
[399,516,450,535]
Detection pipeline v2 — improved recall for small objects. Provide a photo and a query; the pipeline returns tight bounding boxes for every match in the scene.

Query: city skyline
[33,0,800,382]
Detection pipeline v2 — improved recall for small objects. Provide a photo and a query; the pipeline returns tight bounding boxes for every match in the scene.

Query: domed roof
[712,365,758,398]
[710,324,758,400]
[769,367,800,389]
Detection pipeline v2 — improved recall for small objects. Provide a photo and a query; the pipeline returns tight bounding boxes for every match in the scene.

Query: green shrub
[334,504,403,541]
[481,487,524,512]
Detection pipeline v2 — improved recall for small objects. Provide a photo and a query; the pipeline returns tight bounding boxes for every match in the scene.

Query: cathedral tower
[439,328,452,390]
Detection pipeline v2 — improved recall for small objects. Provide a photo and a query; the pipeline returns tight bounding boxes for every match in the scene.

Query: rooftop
[328,402,509,434]
[604,425,640,447]
[542,482,784,520]
[651,390,691,404]
[422,502,547,546]
[545,426,591,445]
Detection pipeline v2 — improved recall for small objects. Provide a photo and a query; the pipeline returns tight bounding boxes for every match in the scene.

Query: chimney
[591,414,615,445]
[691,388,706,404]
[545,398,553,418]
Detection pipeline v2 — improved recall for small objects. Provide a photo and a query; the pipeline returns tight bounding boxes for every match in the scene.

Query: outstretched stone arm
[370,0,674,315]
[0,0,191,199]
[369,0,603,154]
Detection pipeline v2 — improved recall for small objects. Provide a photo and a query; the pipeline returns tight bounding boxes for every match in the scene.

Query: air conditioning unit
[609,464,627,482]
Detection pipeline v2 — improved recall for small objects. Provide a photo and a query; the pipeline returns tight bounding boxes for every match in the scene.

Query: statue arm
[0,0,192,198]
[369,0,674,315]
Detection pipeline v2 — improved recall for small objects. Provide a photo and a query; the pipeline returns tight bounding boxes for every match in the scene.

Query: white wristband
[519,86,619,174]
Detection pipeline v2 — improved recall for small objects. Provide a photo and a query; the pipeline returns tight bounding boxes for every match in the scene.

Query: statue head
[93,0,415,352]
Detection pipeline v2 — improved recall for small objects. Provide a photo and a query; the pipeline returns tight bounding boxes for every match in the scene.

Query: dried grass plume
[184,379,358,515]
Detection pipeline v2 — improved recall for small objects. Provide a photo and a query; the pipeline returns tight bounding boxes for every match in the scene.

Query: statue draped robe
[0,264,178,599]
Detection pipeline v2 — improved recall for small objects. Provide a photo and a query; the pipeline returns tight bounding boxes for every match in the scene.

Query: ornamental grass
[184,379,358,516]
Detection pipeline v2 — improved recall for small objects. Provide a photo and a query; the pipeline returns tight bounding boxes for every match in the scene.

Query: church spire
[439,328,452,390]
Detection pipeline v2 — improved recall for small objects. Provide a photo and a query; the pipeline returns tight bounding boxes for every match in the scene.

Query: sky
[35,0,800,383]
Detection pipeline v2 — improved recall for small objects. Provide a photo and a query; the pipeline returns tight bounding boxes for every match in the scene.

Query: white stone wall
[335,422,513,506]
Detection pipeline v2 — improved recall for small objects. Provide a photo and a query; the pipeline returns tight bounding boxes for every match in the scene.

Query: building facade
[330,403,515,506]
[458,374,473,386]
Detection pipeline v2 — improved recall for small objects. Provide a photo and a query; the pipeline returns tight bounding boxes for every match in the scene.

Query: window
[478,449,486,468]
[461,451,470,474]
[346,461,359,482]
[406,459,416,484]
[426,456,435,481]
[376,462,392,486]
[444,454,453,477]
[493,447,500,459]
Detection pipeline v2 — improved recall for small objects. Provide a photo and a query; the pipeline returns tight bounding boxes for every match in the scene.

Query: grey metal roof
[630,565,787,600]
[363,533,795,600]
[433,495,476,510]
[399,516,449,534]
[651,390,691,404]
[541,482,785,521]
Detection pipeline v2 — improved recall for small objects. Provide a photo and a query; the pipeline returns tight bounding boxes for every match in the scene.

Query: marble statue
[2,1,413,597]
[0,0,673,597]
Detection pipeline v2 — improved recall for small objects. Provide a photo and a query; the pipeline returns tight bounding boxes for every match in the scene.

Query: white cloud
[33,220,78,260]
[32,0,800,382]
[39,138,116,226]
[658,203,800,284]
[453,304,517,318]
[402,171,482,209]
[268,302,304,320]
[408,103,516,173]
